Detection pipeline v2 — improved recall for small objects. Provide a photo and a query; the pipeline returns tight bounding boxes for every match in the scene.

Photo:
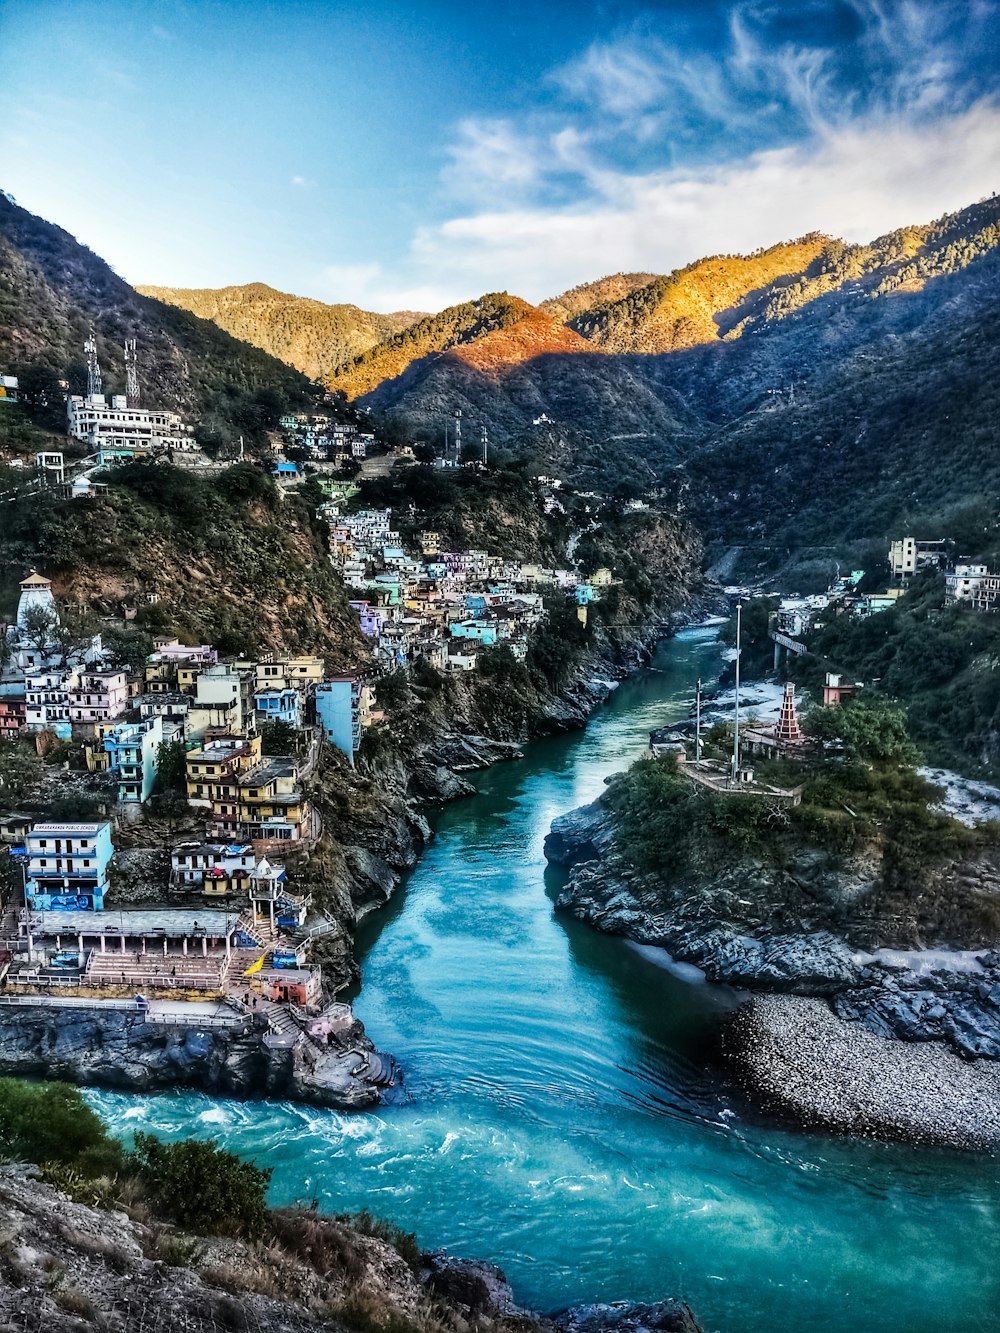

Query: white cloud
[394,100,1000,306]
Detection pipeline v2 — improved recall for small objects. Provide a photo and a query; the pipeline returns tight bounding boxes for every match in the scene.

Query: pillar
[100,935,106,954]
[182,937,188,956]
[120,935,126,955]
[201,937,207,956]
[773,638,782,671]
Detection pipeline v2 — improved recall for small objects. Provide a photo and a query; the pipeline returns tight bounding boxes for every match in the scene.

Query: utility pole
[454,409,462,465]
[481,424,488,467]
[731,602,742,784]
[695,678,702,762]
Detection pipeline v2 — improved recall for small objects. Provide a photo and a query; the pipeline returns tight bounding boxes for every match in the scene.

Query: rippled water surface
[92,628,1000,1332]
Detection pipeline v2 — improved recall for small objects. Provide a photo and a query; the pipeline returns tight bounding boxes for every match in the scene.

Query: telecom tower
[124,338,140,406]
[481,425,488,467]
[84,332,102,399]
[453,410,462,465]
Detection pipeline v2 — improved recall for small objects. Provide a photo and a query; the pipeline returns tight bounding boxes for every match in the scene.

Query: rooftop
[29,909,237,936]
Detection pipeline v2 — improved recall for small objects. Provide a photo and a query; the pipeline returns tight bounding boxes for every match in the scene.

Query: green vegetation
[0,463,366,663]
[607,697,1000,943]
[0,1080,122,1175]
[791,573,1000,774]
[0,739,42,803]
[259,719,300,756]
[136,282,422,383]
[129,1133,272,1240]
[0,192,314,447]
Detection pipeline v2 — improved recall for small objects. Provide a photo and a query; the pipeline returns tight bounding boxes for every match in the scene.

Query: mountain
[326,292,594,401]
[561,236,830,353]
[0,191,314,440]
[136,281,425,382]
[540,272,658,324]
[344,197,1000,559]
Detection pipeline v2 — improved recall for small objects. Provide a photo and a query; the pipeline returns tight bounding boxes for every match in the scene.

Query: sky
[2,0,999,312]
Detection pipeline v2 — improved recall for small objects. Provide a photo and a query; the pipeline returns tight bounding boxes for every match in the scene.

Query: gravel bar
[723,994,1000,1150]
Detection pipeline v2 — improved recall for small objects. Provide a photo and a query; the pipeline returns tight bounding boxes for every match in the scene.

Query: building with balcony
[96,715,163,804]
[170,841,257,895]
[254,687,300,729]
[67,394,197,452]
[315,676,375,766]
[25,821,114,912]
[67,670,129,726]
[24,667,80,738]
[0,695,26,739]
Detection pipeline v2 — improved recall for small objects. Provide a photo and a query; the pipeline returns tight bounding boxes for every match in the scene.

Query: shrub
[0,1080,121,1171]
[128,1134,271,1239]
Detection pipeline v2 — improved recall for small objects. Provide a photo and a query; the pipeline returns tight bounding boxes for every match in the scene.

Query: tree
[0,1079,116,1168]
[129,1133,272,1239]
[805,696,918,766]
[0,741,42,802]
[21,604,57,655]
[102,625,154,675]
[154,738,187,794]
[51,604,100,664]
[14,363,65,432]
[259,720,298,755]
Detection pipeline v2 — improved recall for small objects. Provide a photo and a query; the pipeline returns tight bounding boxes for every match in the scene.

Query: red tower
[775,682,803,746]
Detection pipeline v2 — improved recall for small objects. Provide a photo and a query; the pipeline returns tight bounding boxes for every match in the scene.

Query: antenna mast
[84,332,102,399]
[124,338,140,406]
[454,409,462,465]
[731,603,742,783]
[481,424,488,467]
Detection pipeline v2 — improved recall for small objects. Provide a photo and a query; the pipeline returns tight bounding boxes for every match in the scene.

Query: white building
[67,394,197,452]
[15,570,57,632]
[945,564,1000,611]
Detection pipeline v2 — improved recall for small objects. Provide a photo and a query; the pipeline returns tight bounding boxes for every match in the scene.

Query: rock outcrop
[0,1002,389,1110]
[0,1167,704,1333]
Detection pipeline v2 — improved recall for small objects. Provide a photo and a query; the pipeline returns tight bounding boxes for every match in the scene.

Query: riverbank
[544,754,1000,1148]
[724,995,1000,1149]
[0,1163,703,1333]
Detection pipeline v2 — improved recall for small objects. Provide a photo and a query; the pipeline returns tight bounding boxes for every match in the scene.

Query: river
[90,626,1000,1332]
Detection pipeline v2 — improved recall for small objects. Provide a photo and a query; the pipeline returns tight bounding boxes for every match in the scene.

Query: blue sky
[2,0,998,311]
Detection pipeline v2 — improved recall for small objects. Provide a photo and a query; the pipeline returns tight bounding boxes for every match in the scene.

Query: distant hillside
[137,281,424,381]
[567,236,829,353]
[326,292,592,400]
[0,192,314,442]
[540,272,658,324]
[356,196,1000,559]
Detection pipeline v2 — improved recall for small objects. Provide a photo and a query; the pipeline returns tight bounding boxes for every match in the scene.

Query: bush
[0,1079,121,1171]
[128,1133,272,1239]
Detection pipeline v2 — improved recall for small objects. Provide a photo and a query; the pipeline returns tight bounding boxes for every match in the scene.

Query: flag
[243,955,265,976]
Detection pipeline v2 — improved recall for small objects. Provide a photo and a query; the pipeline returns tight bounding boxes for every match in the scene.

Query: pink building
[68,671,129,724]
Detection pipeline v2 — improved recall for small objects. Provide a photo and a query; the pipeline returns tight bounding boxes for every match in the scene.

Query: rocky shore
[0,999,394,1110]
[545,784,1000,1148]
[0,1165,703,1333]
[724,995,1000,1148]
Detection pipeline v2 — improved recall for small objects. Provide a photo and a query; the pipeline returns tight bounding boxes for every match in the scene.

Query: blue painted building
[254,687,301,728]
[102,715,162,804]
[25,821,114,911]
[315,678,363,766]
[450,620,499,646]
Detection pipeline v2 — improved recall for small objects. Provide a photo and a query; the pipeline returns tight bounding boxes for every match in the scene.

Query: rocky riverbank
[724,995,1000,1148]
[545,778,1000,1147]
[0,1165,703,1333]
[0,1000,393,1110]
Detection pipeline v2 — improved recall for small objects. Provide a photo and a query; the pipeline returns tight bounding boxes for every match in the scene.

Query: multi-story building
[25,821,114,911]
[24,667,80,737]
[67,394,196,452]
[144,642,217,694]
[254,687,300,729]
[185,664,252,740]
[888,536,948,579]
[0,695,26,738]
[97,715,163,804]
[186,736,262,829]
[315,676,375,766]
[67,670,129,726]
[946,564,1000,611]
[170,841,257,895]
[255,655,324,695]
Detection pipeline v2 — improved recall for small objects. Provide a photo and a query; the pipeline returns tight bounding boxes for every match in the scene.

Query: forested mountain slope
[137,281,423,382]
[0,192,314,441]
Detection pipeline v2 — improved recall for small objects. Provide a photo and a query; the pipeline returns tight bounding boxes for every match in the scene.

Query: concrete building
[888,536,948,579]
[946,564,1000,611]
[67,394,196,452]
[315,676,373,765]
[67,670,129,725]
[24,667,80,737]
[254,687,301,729]
[99,715,163,804]
[0,696,26,739]
[170,841,257,894]
[25,821,114,912]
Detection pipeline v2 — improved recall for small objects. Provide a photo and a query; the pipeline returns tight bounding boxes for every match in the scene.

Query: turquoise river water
[91,626,1000,1332]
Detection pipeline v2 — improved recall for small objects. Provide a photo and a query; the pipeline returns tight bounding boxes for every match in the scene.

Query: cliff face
[0,1002,388,1110]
